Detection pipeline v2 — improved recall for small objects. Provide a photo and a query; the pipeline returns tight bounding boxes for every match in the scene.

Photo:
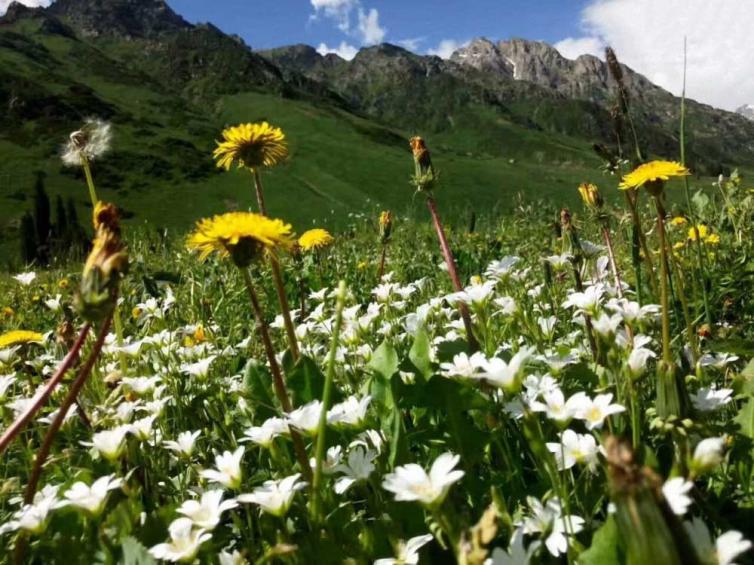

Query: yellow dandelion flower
[688,224,710,241]
[2,307,14,318]
[673,241,686,250]
[187,211,293,267]
[0,330,44,349]
[619,160,690,191]
[705,233,720,245]
[670,216,688,227]
[298,228,334,252]
[58,278,70,289]
[213,122,288,171]
[193,324,207,343]
[357,261,368,270]
[131,307,142,320]
[577,182,603,210]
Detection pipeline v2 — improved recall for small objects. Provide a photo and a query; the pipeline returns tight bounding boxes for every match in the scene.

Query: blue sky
[4,0,752,110]
[168,0,591,55]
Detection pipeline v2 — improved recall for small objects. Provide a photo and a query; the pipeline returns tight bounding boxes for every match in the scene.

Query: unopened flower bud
[577,182,604,211]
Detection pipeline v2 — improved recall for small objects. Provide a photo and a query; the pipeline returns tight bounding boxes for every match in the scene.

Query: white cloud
[396,37,425,52]
[556,0,754,111]
[317,41,359,61]
[0,0,52,15]
[427,39,470,60]
[554,36,606,60]
[356,7,385,45]
[310,0,385,47]
[310,0,356,33]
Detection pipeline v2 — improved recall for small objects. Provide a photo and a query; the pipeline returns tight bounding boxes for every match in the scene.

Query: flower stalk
[251,171,300,362]
[410,137,479,352]
[0,323,91,455]
[310,280,347,523]
[240,268,311,480]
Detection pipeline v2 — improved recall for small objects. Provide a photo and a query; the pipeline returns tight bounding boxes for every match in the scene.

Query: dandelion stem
[378,244,387,281]
[269,254,301,361]
[0,323,91,455]
[24,314,112,505]
[624,190,659,297]
[80,155,99,208]
[251,170,301,361]
[652,195,672,365]
[252,169,268,216]
[240,268,311,480]
[425,196,479,352]
[310,280,347,524]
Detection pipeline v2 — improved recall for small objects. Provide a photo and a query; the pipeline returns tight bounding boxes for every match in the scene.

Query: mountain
[0,0,752,264]
[262,38,754,173]
[737,104,754,121]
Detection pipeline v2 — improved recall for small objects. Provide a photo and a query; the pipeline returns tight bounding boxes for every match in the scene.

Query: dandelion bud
[409,137,438,192]
[577,183,604,211]
[379,210,393,244]
[606,437,699,565]
[75,202,129,322]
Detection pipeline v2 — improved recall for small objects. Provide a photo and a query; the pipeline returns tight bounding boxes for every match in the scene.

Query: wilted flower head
[409,136,437,191]
[379,210,393,243]
[62,118,112,167]
[76,202,129,322]
[213,122,288,170]
[186,212,293,268]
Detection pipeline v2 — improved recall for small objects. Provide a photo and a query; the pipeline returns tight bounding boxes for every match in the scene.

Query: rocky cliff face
[737,104,754,121]
[47,0,190,38]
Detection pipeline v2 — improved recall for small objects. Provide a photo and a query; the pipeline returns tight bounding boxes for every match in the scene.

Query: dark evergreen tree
[55,194,68,241]
[32,173,51,263]
[19,212,37,265]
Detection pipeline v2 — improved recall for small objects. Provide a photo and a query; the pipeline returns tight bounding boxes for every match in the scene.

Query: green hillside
[0,10,607,265]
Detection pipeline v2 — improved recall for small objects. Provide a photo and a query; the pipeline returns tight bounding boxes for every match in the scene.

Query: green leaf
[243,360,277,419]
[409,327,433,381]
[287,355,328,406]
[119,536,157,565]
[369,340,400,380]
[579,516,623,565]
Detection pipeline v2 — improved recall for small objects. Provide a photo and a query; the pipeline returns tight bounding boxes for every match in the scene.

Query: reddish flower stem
[0,323,91,455]
[23,316,112,505]
[426,196,479,352]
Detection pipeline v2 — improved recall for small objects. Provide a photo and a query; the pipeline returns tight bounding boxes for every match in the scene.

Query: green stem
[653,194,672,365]
[310,281,347,524]
[240,268,311,480]
[80,155,99,208]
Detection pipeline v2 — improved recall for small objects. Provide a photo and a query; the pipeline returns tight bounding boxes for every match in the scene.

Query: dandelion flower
[619,160,689,191]
[213,122,288,171]
[62,118,112,167]
[298,228,334,252]
[186,212,293,267]
[0,330,44,349]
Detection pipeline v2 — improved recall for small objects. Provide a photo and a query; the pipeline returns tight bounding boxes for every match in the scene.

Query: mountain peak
[48,0,190,38]
[736,104,754,121]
